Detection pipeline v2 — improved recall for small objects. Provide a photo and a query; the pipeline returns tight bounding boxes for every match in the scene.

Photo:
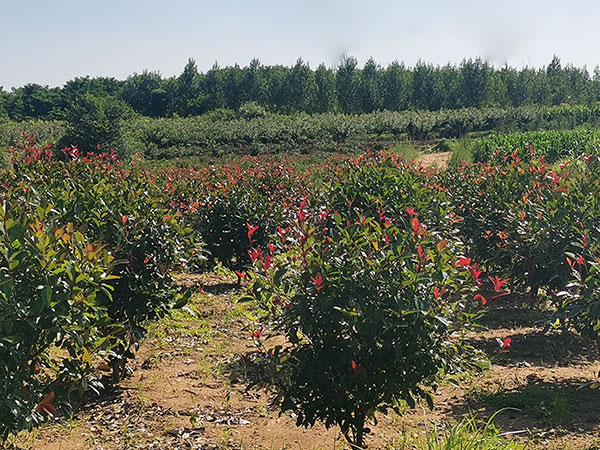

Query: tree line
[2,56,600,121]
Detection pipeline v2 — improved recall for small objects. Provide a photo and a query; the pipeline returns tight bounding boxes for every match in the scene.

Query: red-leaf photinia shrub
[244,154,489,447]
[442,149,600,332]
[0,160,117,437]
[159,157,308,276]
[0,136,200,438]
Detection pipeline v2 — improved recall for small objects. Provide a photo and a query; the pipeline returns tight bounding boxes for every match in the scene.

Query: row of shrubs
[3,135,600,446]
[241,150,600,446]
[0,137,202,439]
[180,146,600,343]
[158,147,600,446]
[445,151,600,336]
[472,128,600,162]
[6,102,600,161]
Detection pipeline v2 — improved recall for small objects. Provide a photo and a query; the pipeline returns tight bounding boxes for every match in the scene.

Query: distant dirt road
[417,151,452,168]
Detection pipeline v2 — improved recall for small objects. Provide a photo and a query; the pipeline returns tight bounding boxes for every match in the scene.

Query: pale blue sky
[2,0,599,89]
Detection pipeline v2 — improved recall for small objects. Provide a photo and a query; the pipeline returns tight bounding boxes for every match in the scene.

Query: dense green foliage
[3,56,600,121]
[442,151,600,336]
[472,129,600,162]
[164,160,306,274]
[245,153,485,446]
[58,94,134,158]
[0,196,115,438]
[5,103,600,159]
[0,137,200,439]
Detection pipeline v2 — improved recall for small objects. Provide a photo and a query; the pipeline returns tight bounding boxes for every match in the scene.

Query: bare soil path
[416,151,452,168]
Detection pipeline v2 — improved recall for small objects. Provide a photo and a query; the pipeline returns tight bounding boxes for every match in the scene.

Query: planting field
[9,272,600,450]
[3,132,600,449]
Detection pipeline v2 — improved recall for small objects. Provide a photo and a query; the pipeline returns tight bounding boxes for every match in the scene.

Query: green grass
[447,138,475,167]
[392,414,525,450]
[145,294,220,346]
[387,141,421,162]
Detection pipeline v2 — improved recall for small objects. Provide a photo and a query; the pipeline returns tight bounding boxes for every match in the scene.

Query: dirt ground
[416,151,452,168]
[8,273,600,450]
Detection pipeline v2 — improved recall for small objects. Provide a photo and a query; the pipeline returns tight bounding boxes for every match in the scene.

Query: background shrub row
[5,103,600,160]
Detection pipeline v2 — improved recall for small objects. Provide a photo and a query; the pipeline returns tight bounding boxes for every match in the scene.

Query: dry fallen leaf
[35,391,57,416]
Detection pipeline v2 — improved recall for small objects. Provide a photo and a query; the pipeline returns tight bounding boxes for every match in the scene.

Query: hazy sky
[2,0,599,89]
